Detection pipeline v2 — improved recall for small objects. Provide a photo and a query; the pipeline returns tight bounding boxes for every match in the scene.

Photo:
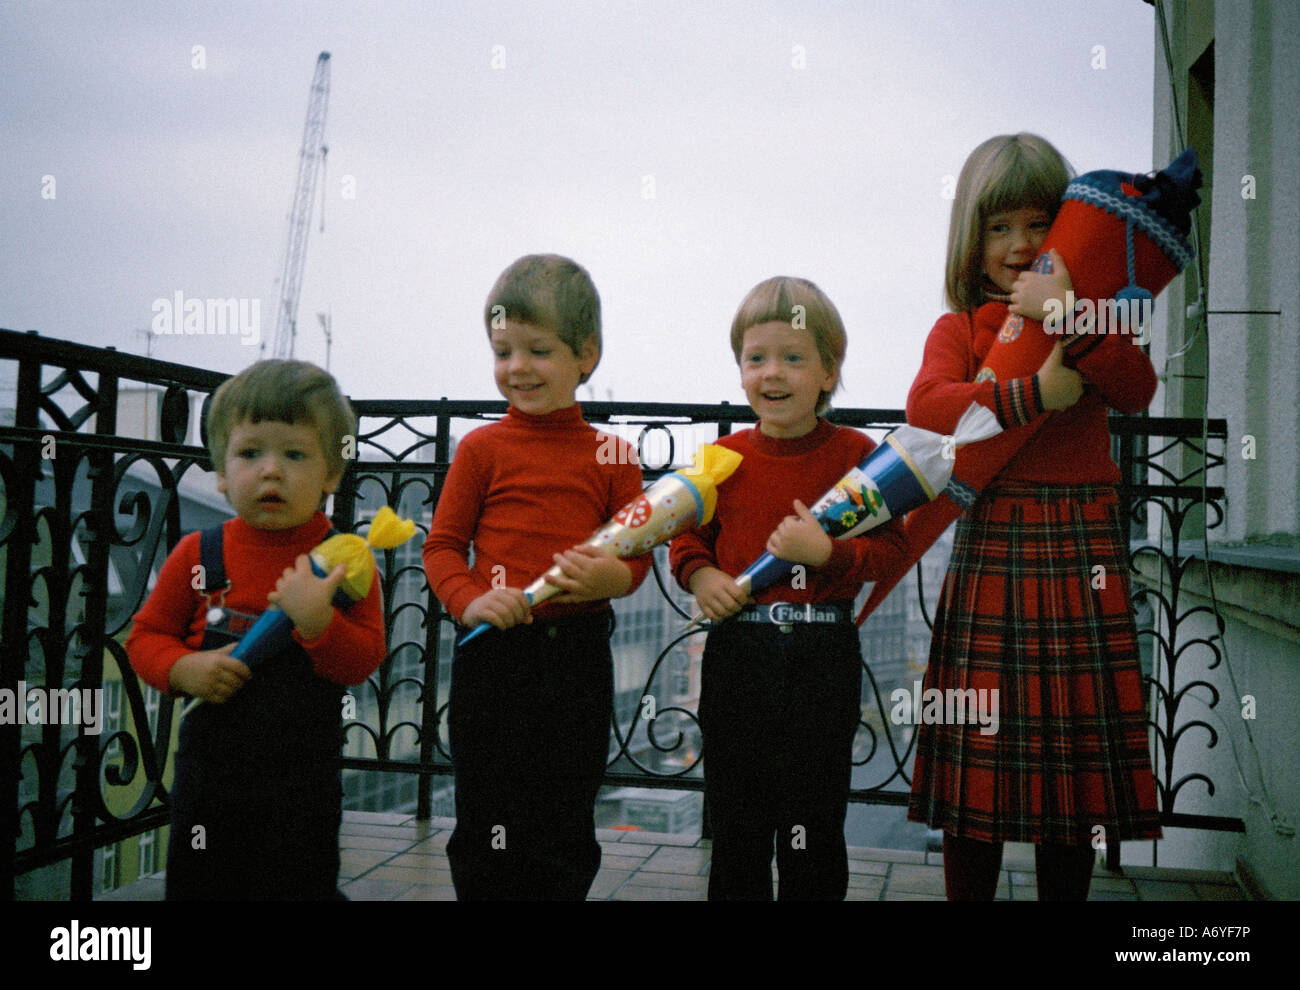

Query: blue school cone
[682,407,1001,630]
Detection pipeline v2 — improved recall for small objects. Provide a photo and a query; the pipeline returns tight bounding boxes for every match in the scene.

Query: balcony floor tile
[388,852,451,870]
[851,846,925,864]
[396,884,458,901]
[1192,882,1248,901]
[339,834,416,852]
[408,832,452,854]
[884,864,947,896]
[619,870,709,892]
[93,810,1254,903]
[599,841,660,859]
[364,864,451,885]
[601,854,652,872]
[340,848,396,878]
[343,811,412,826]
[341,877,417,900]
[848,858,890,876]
[845,879,886,900]
[338,823,423,840]
[616,830,699,846]
[1134,879,1200,901]
[641,847,710,875]
[589,869,635,899]
[614,883,707,901]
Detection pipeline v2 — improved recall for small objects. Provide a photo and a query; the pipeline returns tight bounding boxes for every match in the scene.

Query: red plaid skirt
[907,483,1162,844]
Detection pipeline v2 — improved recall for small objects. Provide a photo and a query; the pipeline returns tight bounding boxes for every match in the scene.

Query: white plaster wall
[1145,1,1300,898]
[1208,1,1300,542]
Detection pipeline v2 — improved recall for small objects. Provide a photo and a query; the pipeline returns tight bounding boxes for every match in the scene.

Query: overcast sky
[1,0,1156,415]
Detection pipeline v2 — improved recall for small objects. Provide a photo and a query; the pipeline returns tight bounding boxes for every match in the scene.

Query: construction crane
[267,51,330,359]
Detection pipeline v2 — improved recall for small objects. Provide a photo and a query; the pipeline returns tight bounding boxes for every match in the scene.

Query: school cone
[456,443,743,647]
[683,403,1001,629]
[855,149,1201,623]
[181,506,417,717]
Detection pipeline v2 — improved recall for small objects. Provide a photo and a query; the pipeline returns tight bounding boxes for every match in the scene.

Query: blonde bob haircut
[730,276,846,415]
[484,254,602,384]
[945,133,1073,313]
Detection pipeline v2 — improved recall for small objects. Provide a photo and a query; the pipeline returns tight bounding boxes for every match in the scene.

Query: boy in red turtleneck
[128,360,385,899]
[670,277,906,901]
[423,254,650,900]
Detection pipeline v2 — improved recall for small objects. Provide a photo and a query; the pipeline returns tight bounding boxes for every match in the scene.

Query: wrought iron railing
[0,328,1237,899]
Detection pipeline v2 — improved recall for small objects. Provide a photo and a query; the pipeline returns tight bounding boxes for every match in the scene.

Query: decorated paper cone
[456,444,743,646]
[855,149,1200,625]
[181,507,416,718]
[230,506,415,668]
[685,404,1000,628]
[977,147,1199,386]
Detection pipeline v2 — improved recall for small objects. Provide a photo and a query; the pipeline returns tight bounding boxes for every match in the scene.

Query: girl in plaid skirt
[906,134,1162,900]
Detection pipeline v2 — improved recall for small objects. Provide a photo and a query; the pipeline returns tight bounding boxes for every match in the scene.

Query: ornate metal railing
[0,328,1237,899]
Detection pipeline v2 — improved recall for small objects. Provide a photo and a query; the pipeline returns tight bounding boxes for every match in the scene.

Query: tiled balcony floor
[100,810,1250,902]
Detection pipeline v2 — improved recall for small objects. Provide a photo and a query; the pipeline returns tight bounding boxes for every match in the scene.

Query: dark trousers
[446,610,614,900]
[167,756,342,901]
[166,622,343,901]
[700,619,862,900]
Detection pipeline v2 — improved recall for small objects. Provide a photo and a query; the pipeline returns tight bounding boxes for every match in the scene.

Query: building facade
[1146,0,1299,899]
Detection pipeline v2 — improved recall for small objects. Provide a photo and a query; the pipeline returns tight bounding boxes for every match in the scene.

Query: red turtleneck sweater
[907,302,1157,484]
[422,404,652,622]
[669,419,907,604]
[127,512,386,695]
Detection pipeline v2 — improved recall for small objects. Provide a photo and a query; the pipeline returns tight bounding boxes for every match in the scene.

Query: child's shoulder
[716,421,866,458]
[801,423,875,468]
[714,426,757,453]
[930,303,1006,343]
[826,422,876,449]
[458,407,603,448]
[455,411,640,480]
[456,415,508,448]
[163,526,205,562]
[203,513,329,557]
[930,308,977,339]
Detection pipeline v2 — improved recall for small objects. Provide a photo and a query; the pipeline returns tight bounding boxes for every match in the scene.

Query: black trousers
[166,629,343,901]
[446,610,614,900]
[700,619,862,900]
[167,754,342,901]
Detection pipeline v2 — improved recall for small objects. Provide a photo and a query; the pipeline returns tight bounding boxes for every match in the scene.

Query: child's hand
[1036,340,1085,410]
[689,567,751,622]
[545,544,633,603]
[1010,249,1072,322]
[267,556,346,642]
[766,500,833,567]
[462,587,532,630]
[168,643,251,703]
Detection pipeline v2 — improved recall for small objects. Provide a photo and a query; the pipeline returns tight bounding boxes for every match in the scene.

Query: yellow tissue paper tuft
[677,443,743,525]
[367,505,418,549]
[311,534,374,602]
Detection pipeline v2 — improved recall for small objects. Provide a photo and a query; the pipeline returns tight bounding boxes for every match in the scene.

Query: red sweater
[127,513,386,695]
[670,419,907,604]
[908,303,1158,484]
[422,404,652,623]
